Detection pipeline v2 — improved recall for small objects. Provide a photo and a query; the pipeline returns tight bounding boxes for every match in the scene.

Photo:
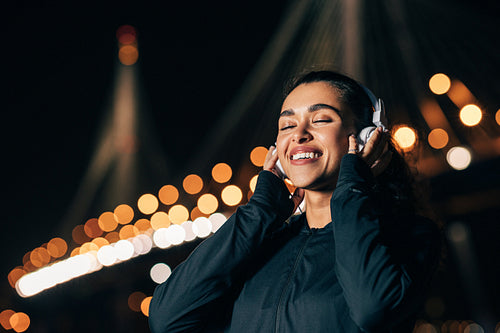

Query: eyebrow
[279,103,341,118]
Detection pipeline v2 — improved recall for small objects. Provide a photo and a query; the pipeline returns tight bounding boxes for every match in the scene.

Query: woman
[149,70,441,332]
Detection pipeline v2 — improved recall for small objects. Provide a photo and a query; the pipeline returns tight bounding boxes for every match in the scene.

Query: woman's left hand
[348,127,393,177]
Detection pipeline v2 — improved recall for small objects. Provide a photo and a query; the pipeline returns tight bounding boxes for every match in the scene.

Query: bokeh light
[197,193,218,214]
[209,213,227,233]
[8,268,26,288]
[250,146,268,167]
[496,109,500,125]
[211,163,232,183]
[158,185,179,205]
[30,247,50,268]
[249,175,258,192]
[192,217,212,238]
[150,263,172,284]
[168,205,189,224]
[138,194,159,215]
[114,204,134,224]
[72,224,91,244]
[91,237,109,249]
[141,296,152,317]
[429,73,451,95]
[105,231,120,244]
[114,240,134,261]
[181,221,196,241]
[9,312,30,332]
[150,211,171,230]
[134,219,151,233]
[393,126,417,150]
[128,291,146,312]
[183,174,204,194]
[98,211,118,233]
[221,185,243,206]
[0,309,15,330]
[47,237,67,258]
[118,45,139,66]
[459,104,482,126]
[116,25,137,45]
[119,225,139,239]
[190,206,208,221]
[428,128,449,149]
[84,218,103,238]
[446,146,472,170]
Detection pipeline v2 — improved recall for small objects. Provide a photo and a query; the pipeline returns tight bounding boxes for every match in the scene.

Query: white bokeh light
[114,240,135,261]
[193,217,212,238]
[97,245,118,266]
[166,224,186,245]
[446,146,472,170]
[150,263,172,284]
[153,228,171,249]
[209,213,227,233]
[181,221,196,241]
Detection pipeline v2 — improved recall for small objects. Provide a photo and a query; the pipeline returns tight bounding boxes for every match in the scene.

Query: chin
[289,173,337,192]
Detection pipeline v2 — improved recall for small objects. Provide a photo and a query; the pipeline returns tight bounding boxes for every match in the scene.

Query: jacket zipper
[274,231,312,333]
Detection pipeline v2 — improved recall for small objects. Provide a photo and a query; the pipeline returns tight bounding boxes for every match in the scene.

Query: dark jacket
[149,154,441,332]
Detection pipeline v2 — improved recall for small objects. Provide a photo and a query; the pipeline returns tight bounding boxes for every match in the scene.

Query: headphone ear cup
[357,126,377,151]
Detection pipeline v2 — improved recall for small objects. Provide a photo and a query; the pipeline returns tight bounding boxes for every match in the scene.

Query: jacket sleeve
[331,154,441,332]
[149,171,294,333]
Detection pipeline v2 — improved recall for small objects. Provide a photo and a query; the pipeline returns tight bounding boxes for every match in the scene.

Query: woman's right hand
[263,146,305,212]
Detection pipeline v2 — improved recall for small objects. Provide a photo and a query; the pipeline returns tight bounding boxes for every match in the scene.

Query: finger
[263,145,279,171]
[291,187,305,211]
[348,134,358,154]
[363,127,388,165]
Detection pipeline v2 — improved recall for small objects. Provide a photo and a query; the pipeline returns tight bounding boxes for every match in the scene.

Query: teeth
[291,152,321,160]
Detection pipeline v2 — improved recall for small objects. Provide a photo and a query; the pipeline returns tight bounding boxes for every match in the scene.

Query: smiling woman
[149,70,441,333]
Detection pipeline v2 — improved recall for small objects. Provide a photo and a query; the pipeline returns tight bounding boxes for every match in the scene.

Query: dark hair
[284,70,422,216]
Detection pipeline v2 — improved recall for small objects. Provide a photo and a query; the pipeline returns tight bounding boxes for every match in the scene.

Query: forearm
[149,171,294,333]
[331,154,439,331]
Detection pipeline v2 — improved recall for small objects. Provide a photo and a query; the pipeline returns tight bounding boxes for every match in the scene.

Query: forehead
[281,81,343,111]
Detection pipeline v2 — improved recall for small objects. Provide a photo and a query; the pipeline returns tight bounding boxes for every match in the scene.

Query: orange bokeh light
[221,185,243,206]
[150,212,171,230]
[119,45,139,66]
[114,204,134,224]
[134,219,151,233]
[168,205,189,224]
[197,193,218,214]
[128,291,146,312]
[98,211,118,233]
[182,174,203,194]
[7,268,26,288]
[138,194,159,215]
[191,206,208,221]
[211,163,232,183]
[119,225,139,239]
[47,237,68,258]
[105,231,120,244]
[84,218,103,238]
[428,128,449,149]
[9,312,30,333]
[141,296,152,317]
[73,224,91,244]
[250,146,268,167]
[91,237,109,248]
[79,242,99,254]
[0,309,15,330]
[30,247,51,267]
[159,185,179,205]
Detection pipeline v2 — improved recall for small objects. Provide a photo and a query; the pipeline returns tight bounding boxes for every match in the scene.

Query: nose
[292,123,312,143]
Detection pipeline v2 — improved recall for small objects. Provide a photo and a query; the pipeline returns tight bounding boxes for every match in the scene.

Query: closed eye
[313,119,332,123]
[279,124,296,131]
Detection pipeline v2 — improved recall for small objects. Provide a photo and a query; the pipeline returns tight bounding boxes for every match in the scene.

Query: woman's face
[276,81,354,191]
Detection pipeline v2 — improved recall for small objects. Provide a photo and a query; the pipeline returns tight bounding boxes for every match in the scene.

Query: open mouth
[290,152,322,160]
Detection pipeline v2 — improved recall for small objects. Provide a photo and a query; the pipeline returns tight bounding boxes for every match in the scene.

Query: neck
[304,189,334,229]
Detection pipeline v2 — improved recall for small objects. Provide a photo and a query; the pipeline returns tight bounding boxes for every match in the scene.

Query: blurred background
[2,0,499,332]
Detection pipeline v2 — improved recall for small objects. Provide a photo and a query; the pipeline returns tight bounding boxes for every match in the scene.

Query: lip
[288,146,323,165]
